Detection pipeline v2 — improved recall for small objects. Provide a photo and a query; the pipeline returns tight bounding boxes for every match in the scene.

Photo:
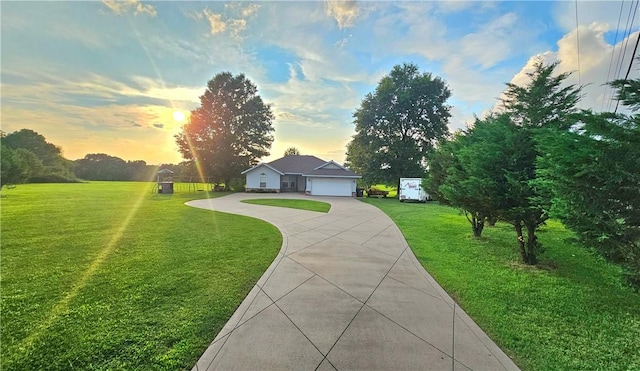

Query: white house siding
[245,166,281,192]
[308,177,356,196]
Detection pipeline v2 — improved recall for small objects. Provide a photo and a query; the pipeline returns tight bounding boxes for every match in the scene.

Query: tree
[498,60,583,264]
[2,129,75,183]
[344,139,381,188]
[2,129,62,165]
[502,60,581,130]
[284,147,300,156]
[75,153,128,180]
[537,77,640,286]
[428,115,511,237]
[430,61,582,263]
[74,154,155,181]
[346,63,452,189]
[1,144,23,187]
[175,72,274,189]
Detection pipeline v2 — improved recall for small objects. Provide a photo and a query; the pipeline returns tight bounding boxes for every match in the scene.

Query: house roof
[268,155,326,174]
[242,155,361,178]
[240,162,284,175]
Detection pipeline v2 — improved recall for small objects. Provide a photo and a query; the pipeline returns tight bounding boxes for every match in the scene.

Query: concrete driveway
[187,193,519,371]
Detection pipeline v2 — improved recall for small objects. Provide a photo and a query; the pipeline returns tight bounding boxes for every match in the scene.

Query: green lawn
[1,182,281,370]
[362,198,640,370]
[241,198,331,213]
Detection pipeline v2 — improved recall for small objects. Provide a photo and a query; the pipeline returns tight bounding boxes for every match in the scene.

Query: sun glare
[173,111,186,122]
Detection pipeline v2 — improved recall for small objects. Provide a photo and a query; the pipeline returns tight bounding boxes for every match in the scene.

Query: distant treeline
[0,129,193,186]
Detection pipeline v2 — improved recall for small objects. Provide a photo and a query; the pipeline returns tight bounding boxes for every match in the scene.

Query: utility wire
[575,0,582,90]
[602,1,626,112]
[614,31,640,113]
[609,0,639,111]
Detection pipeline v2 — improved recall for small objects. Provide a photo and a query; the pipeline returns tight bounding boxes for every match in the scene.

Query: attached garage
[308,177,355,197]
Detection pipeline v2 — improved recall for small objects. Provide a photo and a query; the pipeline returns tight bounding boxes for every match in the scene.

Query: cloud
[556,22,611,74]
[553,1,633,33]
[501,26,640,115]
[325,1,360,28]
[192,3,260,39]
[458,12,521,69]
[241,3,260,18]
[102,0,157,17]
[201,9,226,34]
[1,100,189,164]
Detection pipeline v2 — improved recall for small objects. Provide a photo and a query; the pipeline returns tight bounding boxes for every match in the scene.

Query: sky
[1,1,639,166]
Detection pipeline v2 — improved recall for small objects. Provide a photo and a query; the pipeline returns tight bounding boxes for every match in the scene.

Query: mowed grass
[362,198,640,370]
[241,198,331,213]
[1,182,281,370]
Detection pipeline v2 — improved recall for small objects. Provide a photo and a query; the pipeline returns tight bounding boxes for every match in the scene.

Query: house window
[259,173,267,188]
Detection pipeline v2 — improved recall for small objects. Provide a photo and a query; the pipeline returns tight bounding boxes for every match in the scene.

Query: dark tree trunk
[487,216,498,227]
[465,211,485,238]
[525,222,538,265]
[514,221,529,264]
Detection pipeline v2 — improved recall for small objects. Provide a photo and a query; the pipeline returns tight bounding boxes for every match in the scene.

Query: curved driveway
[187,193,519,371]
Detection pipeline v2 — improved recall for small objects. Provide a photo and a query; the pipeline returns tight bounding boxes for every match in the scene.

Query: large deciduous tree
[346,63,451,189]
[2,129,75,183]
[175,72,274,188]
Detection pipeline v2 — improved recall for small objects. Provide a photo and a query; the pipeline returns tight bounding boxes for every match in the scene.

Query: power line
[614,31,640,113]
[601,1,625,112]
[575,0,582,93]
[608,0,639,111]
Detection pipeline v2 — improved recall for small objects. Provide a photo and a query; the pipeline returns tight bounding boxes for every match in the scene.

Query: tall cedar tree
[537,75,640,286]
[345,63,451,189]
[428,115,511,237]
[500,59,582,264]
[175,73,274,188]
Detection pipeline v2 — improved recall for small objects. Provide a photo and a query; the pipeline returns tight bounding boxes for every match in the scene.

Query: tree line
[1,129,183,184]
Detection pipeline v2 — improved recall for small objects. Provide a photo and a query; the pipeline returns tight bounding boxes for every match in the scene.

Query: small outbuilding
[156,168,174,194]
[241,155,361,197]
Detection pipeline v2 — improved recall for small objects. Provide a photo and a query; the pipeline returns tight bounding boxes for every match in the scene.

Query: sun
[173,111,186,122]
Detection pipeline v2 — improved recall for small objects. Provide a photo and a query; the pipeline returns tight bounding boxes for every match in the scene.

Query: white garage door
[310,178,353,196]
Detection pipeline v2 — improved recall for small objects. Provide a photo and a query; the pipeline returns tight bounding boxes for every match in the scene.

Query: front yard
[1,182,281,370]
[363,198,640,370]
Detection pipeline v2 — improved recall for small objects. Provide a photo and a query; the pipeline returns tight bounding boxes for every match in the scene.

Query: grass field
[1,182,281,370]
[241,198,331,213]
[362,198,640,370]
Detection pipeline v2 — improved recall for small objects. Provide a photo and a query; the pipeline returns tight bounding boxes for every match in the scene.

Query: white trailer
[399,178,429,202]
